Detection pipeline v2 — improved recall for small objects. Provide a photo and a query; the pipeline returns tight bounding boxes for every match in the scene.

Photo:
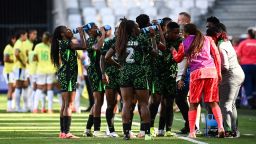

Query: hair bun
[120,17,127,22]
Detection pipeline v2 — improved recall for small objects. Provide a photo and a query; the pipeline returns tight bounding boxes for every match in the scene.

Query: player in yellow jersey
[13,30,28,112]
[23,29,37,112]
[73,38,85,113]
[33,32,56,113]
[3,34,17,112]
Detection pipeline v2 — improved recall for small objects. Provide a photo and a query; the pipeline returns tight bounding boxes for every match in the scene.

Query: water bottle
[96,25,111,36]
[151,19,163,25]
[72,22,96,34]
[141,25,159,34]
[104,25,111,31]
[72,25,86,34]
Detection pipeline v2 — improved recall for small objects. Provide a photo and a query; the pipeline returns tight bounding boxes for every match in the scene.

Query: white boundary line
[115,117,208,144]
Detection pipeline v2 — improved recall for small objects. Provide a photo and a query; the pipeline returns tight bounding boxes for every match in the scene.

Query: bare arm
[148,27,158,56]
[4,54,14,63]
[71,27,87,50]
[151,37,158,55]
[157,24,166,46]
[100,54,108,84]
[15,49,26,67]
[33,54,38,62]
[105,48,121,68]
[93,27,106,51]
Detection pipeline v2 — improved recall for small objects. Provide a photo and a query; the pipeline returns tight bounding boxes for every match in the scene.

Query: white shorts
[29,74,37,83]
[25,69,30,79]
[77,75,85,85]
[3,72,15,84]
[36,74,56,85]
[14,68,26,81]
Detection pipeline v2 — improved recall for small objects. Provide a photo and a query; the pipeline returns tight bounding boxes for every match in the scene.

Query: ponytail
[115,18,136,59]
[51,26,65,68]
[184,24,205,58]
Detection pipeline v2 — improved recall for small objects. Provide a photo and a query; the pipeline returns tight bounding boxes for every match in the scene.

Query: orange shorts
[189,78,219,103]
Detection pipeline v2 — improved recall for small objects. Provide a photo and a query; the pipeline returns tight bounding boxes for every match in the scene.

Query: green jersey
[58,40,78,92]
[86,37,104,92]
[159,37,183,95]
[101,37,120,89]
[119,34,152,66]
[87,37,101,68]
[118,34,152,89]
[160,37,183,79]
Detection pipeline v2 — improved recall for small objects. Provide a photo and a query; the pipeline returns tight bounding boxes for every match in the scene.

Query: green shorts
[119,64,148,90]
[150,75,161,94]
[58,65,78,92]
[148,65,161,94]
[87,65,105,92]
[160,78,176,97]
[105,65,120,90]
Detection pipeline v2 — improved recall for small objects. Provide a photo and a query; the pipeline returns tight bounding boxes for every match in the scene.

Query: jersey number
[126,47,135,63]
[41,51,49,61]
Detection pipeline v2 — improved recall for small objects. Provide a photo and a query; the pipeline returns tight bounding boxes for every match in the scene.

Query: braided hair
[115,18,136,60]
[51,26,66,68]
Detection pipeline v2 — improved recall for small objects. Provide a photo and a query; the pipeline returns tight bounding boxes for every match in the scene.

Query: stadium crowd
[2,11,256,140]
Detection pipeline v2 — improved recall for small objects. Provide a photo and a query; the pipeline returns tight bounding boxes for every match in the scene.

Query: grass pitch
[0,94,255,144]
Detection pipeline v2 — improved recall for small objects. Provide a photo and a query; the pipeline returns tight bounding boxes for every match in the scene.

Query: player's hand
[149,27,156,38]
[157,42,166,51]
[218,75,222,84]
[151,20,160,25]
[170,47,175,53]
[21,62,26,68]
[116,63,122,69]
[102,74,109,84]
[77,26,84,34]
[177,80,185,90]
[100,27,106,36]
[79,76,84,81]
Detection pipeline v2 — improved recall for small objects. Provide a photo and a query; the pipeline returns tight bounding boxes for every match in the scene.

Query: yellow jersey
[3,44,14,73]
[24,39,34,53]
[27,51,37,75]
[13,39,27,69]
[23,39,35,73]
[34,42,55,74]
[77,50,83,76]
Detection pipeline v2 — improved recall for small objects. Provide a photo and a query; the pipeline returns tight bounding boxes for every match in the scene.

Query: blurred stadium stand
[1,0,256,63]
[199,0,256,37]
[54,0,218,32]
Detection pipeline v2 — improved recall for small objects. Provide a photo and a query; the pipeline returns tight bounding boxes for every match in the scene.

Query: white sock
[22,88,28,110]
[12,92,15,109]
[7,100,12,110]
[41,91,46,110]
[27,86,33,110]
[75,88,81,111]
[30,90,36,111]
[139,131,145,135]
[14,88,22,110]
[58,93,62,106]
[47,90,54,110]
[34,89,42,110]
